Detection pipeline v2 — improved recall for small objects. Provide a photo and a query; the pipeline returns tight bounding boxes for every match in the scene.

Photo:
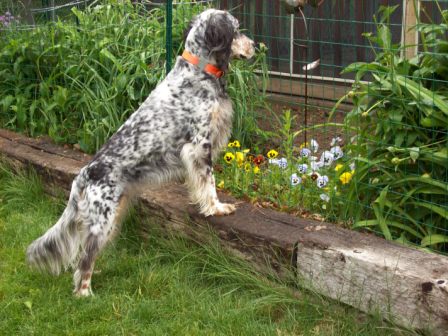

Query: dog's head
[184,9,255,71]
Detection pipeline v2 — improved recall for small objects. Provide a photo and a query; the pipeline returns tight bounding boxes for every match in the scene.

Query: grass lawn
[0,163,418,335]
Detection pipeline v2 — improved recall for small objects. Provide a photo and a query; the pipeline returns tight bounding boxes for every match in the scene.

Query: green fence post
[166,0,173,74]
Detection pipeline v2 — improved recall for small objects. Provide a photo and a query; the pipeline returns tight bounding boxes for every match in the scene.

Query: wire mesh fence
[0,0,447,253]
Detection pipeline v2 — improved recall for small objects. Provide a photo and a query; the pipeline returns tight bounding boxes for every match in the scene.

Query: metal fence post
[165,0,173,74]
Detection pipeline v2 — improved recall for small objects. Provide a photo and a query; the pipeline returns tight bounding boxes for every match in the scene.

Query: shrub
[340,6,448,251]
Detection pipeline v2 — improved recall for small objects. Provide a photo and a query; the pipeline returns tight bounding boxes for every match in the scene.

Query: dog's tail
[26,172,86,275]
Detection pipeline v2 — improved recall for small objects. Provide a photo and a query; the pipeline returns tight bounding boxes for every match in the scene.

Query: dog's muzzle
[231,34,256,59]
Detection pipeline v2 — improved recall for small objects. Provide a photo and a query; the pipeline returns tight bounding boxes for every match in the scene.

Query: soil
[257,100,349,152]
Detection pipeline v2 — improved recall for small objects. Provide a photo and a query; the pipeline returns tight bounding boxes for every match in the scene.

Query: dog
[26,8,255,297]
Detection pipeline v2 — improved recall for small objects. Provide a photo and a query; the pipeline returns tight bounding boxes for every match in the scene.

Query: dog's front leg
[181,140,235,217]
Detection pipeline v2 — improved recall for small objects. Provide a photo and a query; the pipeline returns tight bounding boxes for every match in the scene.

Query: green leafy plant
[339,5,448,251]
[0,1,170,151]
[0,0,268,153]
[225,42,269,147]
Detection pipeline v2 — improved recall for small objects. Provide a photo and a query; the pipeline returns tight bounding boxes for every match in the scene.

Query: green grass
[0,163,418,336]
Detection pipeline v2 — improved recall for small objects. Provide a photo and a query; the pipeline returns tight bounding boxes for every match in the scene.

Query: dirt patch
[257,100,349,151]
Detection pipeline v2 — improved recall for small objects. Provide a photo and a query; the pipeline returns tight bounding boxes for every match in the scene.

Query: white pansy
[310,139,319,153]
[300,148,311,158]
[316,175,329,188]
[278,158,288,169]
[269,158,287,169]
[330,136,342,146]
[330,146,344,160]
[320,151,335,167]
[310,160,323,171]
[290,173,302,186]
[350,162,356,171]
[320,193,330,202]
[297,163,308,174]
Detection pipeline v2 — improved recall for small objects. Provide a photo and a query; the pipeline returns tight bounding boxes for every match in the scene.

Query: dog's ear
[204,13,234,56]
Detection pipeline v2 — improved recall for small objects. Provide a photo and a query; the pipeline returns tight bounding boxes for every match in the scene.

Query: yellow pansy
[235,151,245,166]
[335,164,344,172]
[253,166,260,174]
[267,149,278,159]
[217,180,225,189]
[224,152,235,164]
[339,172,353,184]
[232,140,241,148]
[244,163,251,172]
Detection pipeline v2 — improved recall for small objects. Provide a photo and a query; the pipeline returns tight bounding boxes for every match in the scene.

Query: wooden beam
[297,236,448,331]
[267,76,350,102]
[1,128,448,332]
[402,0,419,59]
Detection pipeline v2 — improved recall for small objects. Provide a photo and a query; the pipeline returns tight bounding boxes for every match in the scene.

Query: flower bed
[217,127,355,224]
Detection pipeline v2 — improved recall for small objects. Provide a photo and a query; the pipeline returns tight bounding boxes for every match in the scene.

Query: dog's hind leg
[181,140,235,217]
[73,192,128,297]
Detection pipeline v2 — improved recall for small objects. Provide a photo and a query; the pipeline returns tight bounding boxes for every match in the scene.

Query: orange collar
[182,50,224,78]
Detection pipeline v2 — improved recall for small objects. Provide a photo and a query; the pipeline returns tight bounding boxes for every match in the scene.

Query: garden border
[1,128,447,333]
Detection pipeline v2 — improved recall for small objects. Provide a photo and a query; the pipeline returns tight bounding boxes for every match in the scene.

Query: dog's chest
[210,98,233,158]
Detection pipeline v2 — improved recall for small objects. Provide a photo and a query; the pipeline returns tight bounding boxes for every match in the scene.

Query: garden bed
[1,128,448,333]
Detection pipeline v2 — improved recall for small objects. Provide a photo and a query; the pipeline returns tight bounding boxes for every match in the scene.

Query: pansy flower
[244,163,251,172]
[235,151,245,166]
[268,157,287,169]
[349,162,356,172]
[320,193,330,202]
[290,173,302,186]
[297,163,308,174]
[267,149,278,159]
[334,164,344,172]
[253,166,260,174]
[340,172,353,184]
[278,158,288,169]
[224,152,235,164]
[253,154,265,166]
[330,146,344,160]
[310,160,323,171]
[320,151,335,167]
[331,136,342,146]
[316,175,329,188]
[300,148,311,158]
[227,140,241,148]
[310,172,321,181]
[217,180,225,189]
[310,139,319,153]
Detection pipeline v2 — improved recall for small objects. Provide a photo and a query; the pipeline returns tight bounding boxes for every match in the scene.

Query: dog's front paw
[203,202,236,217]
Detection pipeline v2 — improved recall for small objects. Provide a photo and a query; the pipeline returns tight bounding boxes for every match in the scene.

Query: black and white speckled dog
[26,9,255,296]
